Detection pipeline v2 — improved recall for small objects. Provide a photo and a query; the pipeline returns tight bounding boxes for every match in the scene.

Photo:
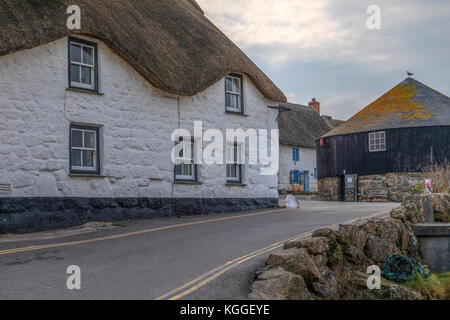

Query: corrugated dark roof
[278,103,333,148]
[0,0,286,102]
[323,78,450,137]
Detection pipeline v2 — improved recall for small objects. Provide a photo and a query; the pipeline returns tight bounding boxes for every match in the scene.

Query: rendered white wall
[0,37,279,199]
[278,145,318,192]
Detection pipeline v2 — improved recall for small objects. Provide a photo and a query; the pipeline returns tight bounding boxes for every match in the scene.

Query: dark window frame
[368,131,387,153]
[174,137,198,182]
[292,147,299,162]
[225,73,244,115]
[68,37,99,93]
[226,142,243,184]
[69,124,101,175]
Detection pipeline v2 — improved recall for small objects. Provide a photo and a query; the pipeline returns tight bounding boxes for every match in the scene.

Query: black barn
[316,78,450,202]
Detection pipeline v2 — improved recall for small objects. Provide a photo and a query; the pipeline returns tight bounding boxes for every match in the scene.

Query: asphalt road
[0,200,397,300]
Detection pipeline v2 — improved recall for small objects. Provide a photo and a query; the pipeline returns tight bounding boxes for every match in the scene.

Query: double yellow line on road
[0,206,390,300]
[156,210,391,300]
[0,208,293,256]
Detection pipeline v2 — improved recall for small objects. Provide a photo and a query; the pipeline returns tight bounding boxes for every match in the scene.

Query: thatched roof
[324,118,344,129]
[323,78,450,137]
[278,103,332,149]
[0,0,286,102]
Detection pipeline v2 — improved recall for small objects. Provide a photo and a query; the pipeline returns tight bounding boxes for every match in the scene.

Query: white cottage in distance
[0,0,286,233]
[278,100,341,193]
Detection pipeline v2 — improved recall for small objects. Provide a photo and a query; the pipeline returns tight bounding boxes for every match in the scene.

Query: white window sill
[69,173,106,178]
[173,180,202,185]
[66,87,104,95]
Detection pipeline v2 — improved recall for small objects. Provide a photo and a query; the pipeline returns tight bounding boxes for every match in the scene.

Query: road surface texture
[0,200,397,300]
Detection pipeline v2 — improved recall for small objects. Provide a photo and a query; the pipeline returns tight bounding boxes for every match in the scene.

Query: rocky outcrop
[249,196,446,300]
[391,193,449,223]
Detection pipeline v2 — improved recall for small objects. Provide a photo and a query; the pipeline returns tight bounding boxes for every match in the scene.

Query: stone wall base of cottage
[0,197,279,234]
[318,172,428,202]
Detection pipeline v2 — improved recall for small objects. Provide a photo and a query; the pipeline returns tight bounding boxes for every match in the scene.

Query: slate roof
[323,78,450,137]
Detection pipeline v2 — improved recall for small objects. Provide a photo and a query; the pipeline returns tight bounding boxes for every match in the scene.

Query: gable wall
[278,145,317,192]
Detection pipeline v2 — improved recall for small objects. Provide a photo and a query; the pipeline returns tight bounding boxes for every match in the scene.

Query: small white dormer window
[69,37,98,91]
[225,74,244,114]
[369,131,386,152]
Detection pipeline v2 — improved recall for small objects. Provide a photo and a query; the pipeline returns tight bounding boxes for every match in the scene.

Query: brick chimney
[308,98,320,114]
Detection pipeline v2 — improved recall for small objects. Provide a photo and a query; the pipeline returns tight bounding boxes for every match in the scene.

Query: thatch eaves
[0,0,286,102]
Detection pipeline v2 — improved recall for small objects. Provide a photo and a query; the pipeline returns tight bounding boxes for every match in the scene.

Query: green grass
[405,272,450,300]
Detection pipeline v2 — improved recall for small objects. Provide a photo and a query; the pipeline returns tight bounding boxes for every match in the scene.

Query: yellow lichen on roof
[330,80,432,135]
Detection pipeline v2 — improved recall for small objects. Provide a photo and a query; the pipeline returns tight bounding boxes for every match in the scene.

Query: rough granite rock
[283,236,329,254]
[266,248,322,284]
[364,234,399,264]
[343,244,372,271]
[388,284,424,300]
[337,223,369,250]
[249,267,313,300]
[393,193,450,224]
[311,266,340,299]
[312,227,337,241]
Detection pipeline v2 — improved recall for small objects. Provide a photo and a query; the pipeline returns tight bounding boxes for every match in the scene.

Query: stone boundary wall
[250,193,449,300]
[318,172,428,202]
[359,172,427,202]
[318,177,340,201]
[0,197,278,234]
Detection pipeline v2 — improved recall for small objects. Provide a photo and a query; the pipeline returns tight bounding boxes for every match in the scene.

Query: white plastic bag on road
[285,194,299,208]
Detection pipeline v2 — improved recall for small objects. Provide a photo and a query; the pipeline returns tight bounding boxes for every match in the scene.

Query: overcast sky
[197,0,450,120]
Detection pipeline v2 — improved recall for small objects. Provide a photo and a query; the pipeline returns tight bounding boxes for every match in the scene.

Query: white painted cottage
[0,0,286,233]
[278,102,332,193]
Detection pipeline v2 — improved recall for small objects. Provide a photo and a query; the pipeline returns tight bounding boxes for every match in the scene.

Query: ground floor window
[70,124,100,174]
[226,142,243,183]
[289,170,310,191]
[174,137,197,181]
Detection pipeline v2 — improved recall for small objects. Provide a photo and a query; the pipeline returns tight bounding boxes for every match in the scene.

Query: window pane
[175,164,183,175]
[183,164,192,176]
[70,44,82,63]
[84,131,96,148]
[232,78,240,93]
[82,150,94,167]
[231,94,239,108]
[72,130,83,148]
[71,150,81,166]
[81,66,92,85]
[225,93,232,108]
[225,77,233,92]
[70,64,80,83]
[83,47,93,65]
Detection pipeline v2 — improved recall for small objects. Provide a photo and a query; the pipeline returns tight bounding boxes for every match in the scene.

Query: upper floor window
[369,131,386,152]
[70,124,100,174]
[225,74,243,113]
[69,37,98,91]
[226,142,243,184]
[174,137,197,181]
[292,148,299,162]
